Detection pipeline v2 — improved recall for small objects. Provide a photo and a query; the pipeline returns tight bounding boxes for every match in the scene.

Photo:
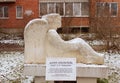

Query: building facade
[0,0,119,33]
[0,0,39,33]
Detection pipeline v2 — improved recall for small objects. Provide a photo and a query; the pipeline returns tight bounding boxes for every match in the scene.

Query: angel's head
[42,13,61,30]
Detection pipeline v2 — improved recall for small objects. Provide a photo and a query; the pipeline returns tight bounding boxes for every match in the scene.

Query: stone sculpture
[24,13,104,64]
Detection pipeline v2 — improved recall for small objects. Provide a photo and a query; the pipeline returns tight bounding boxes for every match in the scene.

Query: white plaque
[46,58,76,81]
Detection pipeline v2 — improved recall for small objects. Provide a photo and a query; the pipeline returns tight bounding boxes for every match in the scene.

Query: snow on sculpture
[24,13,104,64]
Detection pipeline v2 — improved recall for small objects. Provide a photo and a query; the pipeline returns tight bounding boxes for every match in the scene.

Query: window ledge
[111,16,117,17]
[16,17,23,19]
[0,17,9,19]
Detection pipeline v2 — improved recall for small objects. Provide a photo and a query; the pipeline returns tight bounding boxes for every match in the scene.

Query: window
[16,6,23,18]
[96,2,103,16]
[81,2,89,16]
[96,2,118,16]
[48,3,56,13]
[39,2,89,17]
[73,3,80,16]
[56,3,64,15]
[96,2,110,16]
[65,3,73,16]
[0,6,8,18]
[111,3,117,16]
[40,3,47,16]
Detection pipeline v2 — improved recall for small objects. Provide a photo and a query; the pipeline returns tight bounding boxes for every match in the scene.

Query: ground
[0,33,24,51]
[0,33,120,83]
[0,33,33,83]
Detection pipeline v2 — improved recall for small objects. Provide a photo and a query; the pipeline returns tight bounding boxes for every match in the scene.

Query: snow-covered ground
[0,52,33,83]
[104,53,120,83]
[0,51,120,83]
[0,40,24,46]
[87,40,104,46]
[0,33,120,83]
[0,33,24,46]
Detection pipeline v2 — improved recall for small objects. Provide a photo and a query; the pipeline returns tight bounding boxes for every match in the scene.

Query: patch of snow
[104,53,120,83]
[0,52,33,83]
[0,40,24,46]
[0,51,120,83]
[87,40,105,46]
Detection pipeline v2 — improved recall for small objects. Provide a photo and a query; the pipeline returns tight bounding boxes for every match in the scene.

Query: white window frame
[16,6,23,19]
[0,6,9,19]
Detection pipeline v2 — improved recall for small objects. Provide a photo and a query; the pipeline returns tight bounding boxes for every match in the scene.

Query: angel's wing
[24,19,48,64]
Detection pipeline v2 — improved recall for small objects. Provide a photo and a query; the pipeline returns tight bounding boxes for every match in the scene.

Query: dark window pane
[96,3,111,16]
[105,3,110,9]
[56,3,64,15]
[49,3,55,13]
[40,3,47,16]
[0,6,3,17]
[96,3,102,16]
[111,3,117,16]
[65,3,73,16]
[104,3,110,14]
[16,6,22,17]
[81,2,89,16]
[96,2,104,16]
[4,6,8,17]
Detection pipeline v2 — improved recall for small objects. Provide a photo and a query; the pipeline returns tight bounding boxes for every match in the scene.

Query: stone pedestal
[77,78,96,83]
[34,77,54,83]
[24,64,108,83]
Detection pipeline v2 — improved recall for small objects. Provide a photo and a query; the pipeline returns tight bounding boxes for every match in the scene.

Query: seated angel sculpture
[24,13,104,65]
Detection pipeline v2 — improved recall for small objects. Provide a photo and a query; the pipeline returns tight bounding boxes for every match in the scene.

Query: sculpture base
[23,63,108,83]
